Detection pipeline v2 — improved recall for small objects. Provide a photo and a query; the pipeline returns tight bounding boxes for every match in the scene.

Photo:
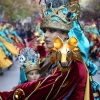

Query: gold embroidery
[13,88,25,100]
[52,68,71,99]
[61,81,69,88]
[25,76,50,100]
[45,71,62,100]
[34,81,41,90]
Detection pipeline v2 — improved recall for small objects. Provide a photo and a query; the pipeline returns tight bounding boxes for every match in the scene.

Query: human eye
[42,28,46,33]
[29,72,33,75]
[49,28,57,33]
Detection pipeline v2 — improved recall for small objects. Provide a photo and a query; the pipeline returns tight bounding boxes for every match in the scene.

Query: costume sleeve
[1,61,88,100]
[0,91,13,100]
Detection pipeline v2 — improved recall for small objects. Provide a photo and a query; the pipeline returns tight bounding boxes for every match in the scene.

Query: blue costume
[0,25,18,75]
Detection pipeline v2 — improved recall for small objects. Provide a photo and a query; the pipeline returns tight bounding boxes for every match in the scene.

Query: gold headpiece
[41,0,80,31]
[49,36,82,65]
[24,61,40,73]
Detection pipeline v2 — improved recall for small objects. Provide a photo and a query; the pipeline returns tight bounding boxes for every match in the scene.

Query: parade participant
[0,35,18,57]
[32,26,46,62]
[24,61,40,82]
[0,36,18,74]
[0,42,12,75]
[26,28,33,42]
[0,0,100,99]
[84,22,100,62]
[9,26,24,45]
[12,61,40,91]
[84,22,99,35]
[0,25,11,75]
[3,24,13,43]
[0,24,19,75]
[88,34,99,60]
[97,50,100,74]
[18,47,40,84]
[0,24,12,43]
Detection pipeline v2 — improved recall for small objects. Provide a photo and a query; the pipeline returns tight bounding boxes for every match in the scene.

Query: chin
[47,45,54,49]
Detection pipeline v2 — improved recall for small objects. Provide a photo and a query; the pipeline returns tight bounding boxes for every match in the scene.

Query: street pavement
[0,59,20,91]
[0,59,100,92]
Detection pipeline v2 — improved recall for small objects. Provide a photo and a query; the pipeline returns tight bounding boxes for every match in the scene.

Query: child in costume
[0,0,100,100]
[12,61,40,90]
[24,61,40,82]
[18,47,41,84]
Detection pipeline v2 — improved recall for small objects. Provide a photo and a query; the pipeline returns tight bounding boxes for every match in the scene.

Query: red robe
[37,45,46,58]
[0,60,94,100]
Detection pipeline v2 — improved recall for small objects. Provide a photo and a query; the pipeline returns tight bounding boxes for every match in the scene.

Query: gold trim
[45,70,62,100]
[83,63,90,100]
[25,76,50,100]
[89,76,93,81]
[13,88,25,100]
[34,81,41,90]
[61,81,69,88]
[52,67,71,99]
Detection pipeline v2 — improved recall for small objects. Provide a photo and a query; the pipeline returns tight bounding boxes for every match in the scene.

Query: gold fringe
[84,63,90,100]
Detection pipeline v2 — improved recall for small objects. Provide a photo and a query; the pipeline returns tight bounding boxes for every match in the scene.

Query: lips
[45,40,51,44]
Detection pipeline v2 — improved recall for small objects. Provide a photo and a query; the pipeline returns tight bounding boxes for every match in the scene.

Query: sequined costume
[0,24,18,74]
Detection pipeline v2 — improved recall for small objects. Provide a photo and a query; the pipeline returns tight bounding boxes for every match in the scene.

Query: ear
[54,36,63,49]
[66,36,78,50]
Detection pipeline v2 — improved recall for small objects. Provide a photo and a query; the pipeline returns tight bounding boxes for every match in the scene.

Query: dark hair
[41,27,69,33]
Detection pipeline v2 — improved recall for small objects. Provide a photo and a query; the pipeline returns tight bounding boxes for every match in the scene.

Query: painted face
[44,28,68,49]
[27,70,40,82]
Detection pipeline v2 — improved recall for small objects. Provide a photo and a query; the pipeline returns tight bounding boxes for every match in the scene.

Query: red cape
[0,61,94,100]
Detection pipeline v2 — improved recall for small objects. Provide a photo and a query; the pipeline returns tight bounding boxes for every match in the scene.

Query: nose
[44,30,49,38]
[33,75,38,80]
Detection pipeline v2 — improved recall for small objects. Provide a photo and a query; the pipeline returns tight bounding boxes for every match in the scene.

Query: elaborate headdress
[19,60,40,84]
[40,0,91,64]
[41,0,80,31]
[24,61,40,74]
[18,49,41,84]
